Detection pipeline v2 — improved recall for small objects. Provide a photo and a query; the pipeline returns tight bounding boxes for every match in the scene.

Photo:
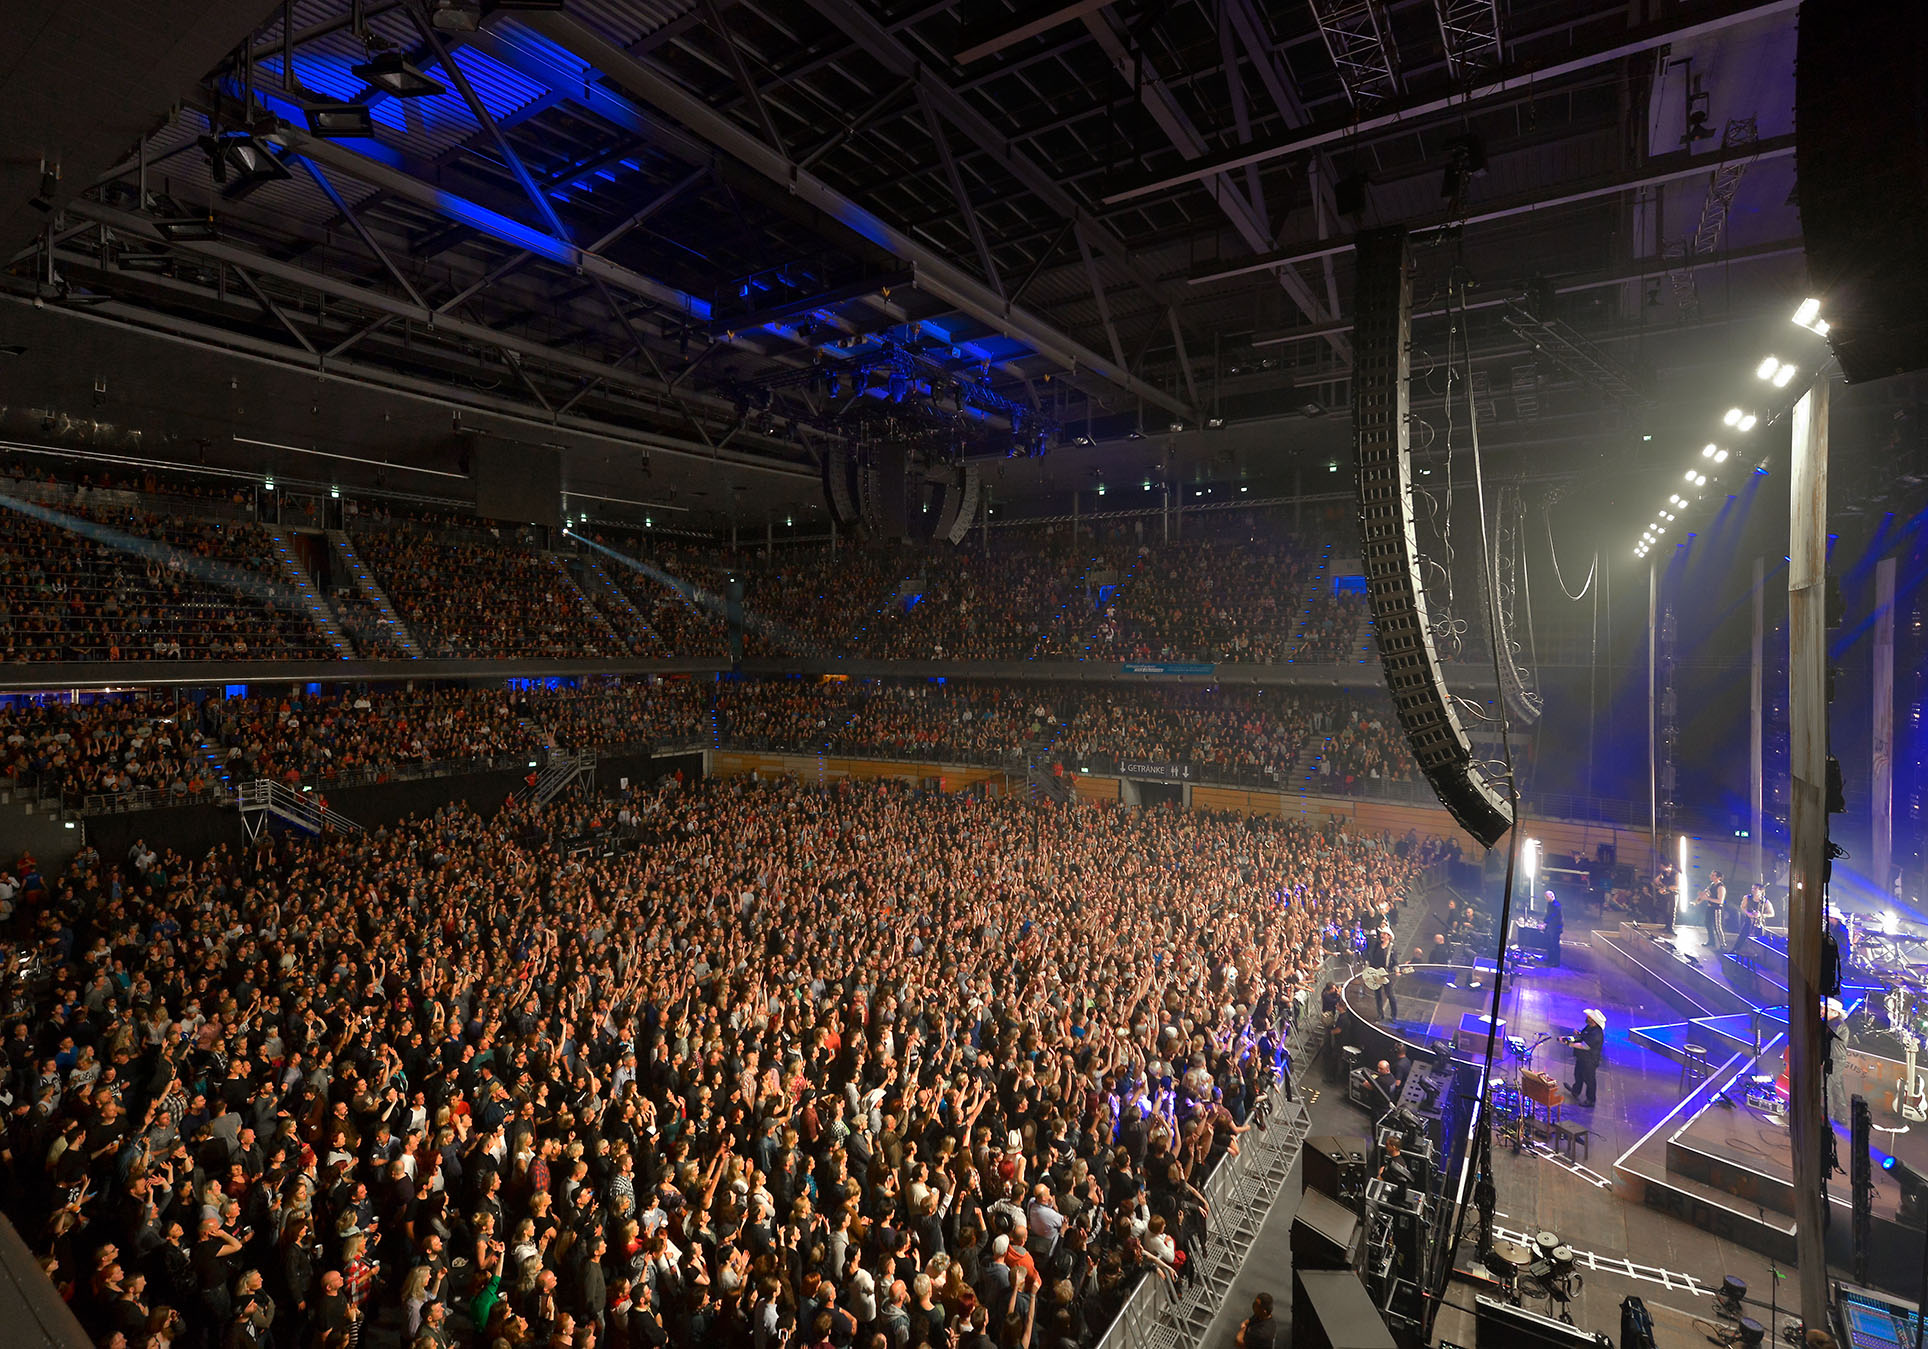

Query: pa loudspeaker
[1353,226,1513,848]
[857,443,910,540]
[931,463,980,545]
[1796,0,1928,382]
[822,444,860,527]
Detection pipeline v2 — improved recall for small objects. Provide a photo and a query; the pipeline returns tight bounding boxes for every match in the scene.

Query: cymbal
[1485,1240,1531,1274]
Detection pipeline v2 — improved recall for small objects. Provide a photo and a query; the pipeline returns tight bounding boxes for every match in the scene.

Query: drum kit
[1480,1230,1582,1321]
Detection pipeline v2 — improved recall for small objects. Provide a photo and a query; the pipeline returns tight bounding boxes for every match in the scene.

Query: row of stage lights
[1634,299,1831,561]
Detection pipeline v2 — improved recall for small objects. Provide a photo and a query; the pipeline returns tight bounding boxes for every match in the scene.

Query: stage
[1319,899,1928,1348]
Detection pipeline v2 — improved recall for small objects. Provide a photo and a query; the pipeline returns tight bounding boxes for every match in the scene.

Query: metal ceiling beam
[287,131,710,321]
[792,0,1190,330]
[526,12,1192,420]
[59,198,759,434]
[1246,236,1805,348]
[1081,10,1350,363]
[2,275,816,481]
[917,89,1003,299]
[954,0,1115,64]
[1189,132,1796,285]
[1105,0,1801,205]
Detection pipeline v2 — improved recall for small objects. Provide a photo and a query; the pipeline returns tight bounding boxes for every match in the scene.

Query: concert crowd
[0,775,1444,1349]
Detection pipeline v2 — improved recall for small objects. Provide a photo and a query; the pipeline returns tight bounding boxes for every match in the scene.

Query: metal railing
[236,779,363,835]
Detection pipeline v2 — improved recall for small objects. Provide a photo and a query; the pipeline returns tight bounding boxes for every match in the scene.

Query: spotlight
[304,103,376,138]
[199,133,292,200]
[1792,297,1829,334]
[1702,444,1717,458]
[1694,473,1707,486]
[1714,449,1729,463]
[1756,357,1782,381]
[1656,525,1665,534]
[154,215,219,242]
[1723,408,1743,426]
[352,51,447,98]
[1772,364,1797,388]
[1738,414,1757,431]
[1685,469,1699,480]
[430,0,481,30]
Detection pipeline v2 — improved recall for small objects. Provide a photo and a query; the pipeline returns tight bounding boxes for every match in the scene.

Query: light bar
[1714,449,1728,463]
[1756,356,1782,380]
[1737,414,1757,432]
[1772,364,1797,388]
[1723,408,1743,426]
[1702,443,1717,458]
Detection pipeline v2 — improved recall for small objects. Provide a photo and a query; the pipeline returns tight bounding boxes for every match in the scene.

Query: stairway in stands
[263,528,352,658]
[547,556,630,654]
[570,554,665,652]
[326,530,424,657]
[1021,742,1076,804]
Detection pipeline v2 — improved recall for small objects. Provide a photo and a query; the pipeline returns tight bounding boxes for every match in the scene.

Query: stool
[1679,1044,1711,1092]
[1552,1120,1592,1162]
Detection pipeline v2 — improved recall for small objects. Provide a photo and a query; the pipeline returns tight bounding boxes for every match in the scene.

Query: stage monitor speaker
[1796,0,1928,383]
[822,444,860,526]
[1352,226,1513,847]
[1304,1134,1368,1202]
[1291,1187,1362,1271]
[931,463,980,545]
[1290,1269,1397,1349]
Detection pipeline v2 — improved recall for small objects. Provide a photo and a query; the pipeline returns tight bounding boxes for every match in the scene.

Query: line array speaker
[1353,226,1513,848]
[931,463,980,545]
[857,443,910,540]
[822,445,860,527]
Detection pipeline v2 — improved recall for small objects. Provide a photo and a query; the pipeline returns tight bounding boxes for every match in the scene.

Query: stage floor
[1298,897,1800,1349]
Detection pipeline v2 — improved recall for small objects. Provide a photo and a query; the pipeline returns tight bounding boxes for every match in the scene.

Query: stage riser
[1722,956,1787,1009]
[1666,1140,1797,1217]
[1736,934,1789,982]
[1624,1172,1797,1264]
[1593,931,1753,1019]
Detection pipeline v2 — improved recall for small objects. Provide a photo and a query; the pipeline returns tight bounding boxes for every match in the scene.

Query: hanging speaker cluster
[931,463,980,545]
[823,444,979,545]
[1353,226,1513,849]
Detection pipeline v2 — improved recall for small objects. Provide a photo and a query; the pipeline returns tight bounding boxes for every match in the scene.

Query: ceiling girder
[523,11,1193,420]
[1104,0,1800,206]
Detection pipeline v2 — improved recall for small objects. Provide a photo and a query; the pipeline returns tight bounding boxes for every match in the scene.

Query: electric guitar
[1897,1029,1928,1123]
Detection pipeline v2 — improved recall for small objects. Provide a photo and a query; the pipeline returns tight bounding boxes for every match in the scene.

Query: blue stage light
[1883,1154,1898,1171]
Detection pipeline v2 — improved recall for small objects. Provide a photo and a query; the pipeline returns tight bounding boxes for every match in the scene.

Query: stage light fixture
[352,51,447,98]
[430,0,481,30]
[304,103,376,137]
[199,133,292,199]
[1702,444,1717,458]
[154,216,219,242]
[1723,408,1743,426]
[1685,469,1698,480]
[1714,449,1729,463]
[1737,413,1757,431]
[1756,356,1782,380]
[1694,473,1707,486]
[1772,364,1797,388]
[1792,297,1830,335]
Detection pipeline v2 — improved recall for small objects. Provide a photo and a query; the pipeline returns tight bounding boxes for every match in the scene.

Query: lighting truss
[1309,0,1402,108]
[1434,0,1503,81]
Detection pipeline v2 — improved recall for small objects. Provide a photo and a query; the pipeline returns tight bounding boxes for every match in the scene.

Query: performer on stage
[1565,1008,1606,1107]
[1652,859,1679,932]
[1364,923,1398,1019]
[1734,884,1766,949]
[1701,870,1728,952]
[1543,893,1564,967]
[1825,997,1851,1124]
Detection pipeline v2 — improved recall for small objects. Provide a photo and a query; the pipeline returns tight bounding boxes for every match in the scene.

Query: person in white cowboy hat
[1825,997,1851,1122]
[1565,1008,1607,1107]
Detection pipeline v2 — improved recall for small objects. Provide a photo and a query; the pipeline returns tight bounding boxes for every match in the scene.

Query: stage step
[1592,923,1754,1018]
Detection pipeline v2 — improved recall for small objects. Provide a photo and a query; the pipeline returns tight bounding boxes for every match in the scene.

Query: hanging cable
[1543,506,1598,602]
